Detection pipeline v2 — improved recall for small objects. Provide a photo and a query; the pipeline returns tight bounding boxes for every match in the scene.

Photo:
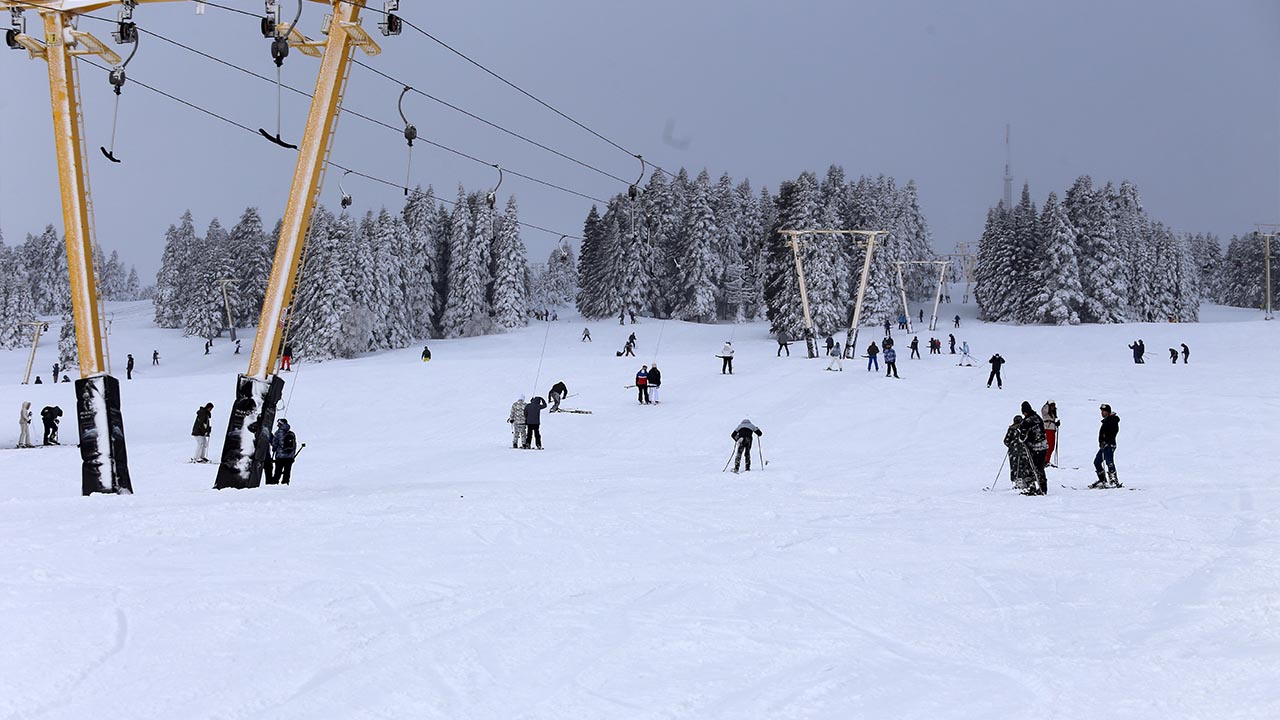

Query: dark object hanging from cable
[629,155,645,200]
[398,85,416,196]
[259,0,302,149]
[486,164,503,210]
[378,0,401,36]
[338,169,354,209]
[100,2,140,164]
[6,9,27,51]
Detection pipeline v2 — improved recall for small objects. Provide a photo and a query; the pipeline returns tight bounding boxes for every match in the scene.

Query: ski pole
[758,438,767,467]
[985,452,1008,491]
[722,442,738,472]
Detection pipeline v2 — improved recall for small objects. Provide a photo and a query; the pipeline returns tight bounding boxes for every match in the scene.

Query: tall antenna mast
[1002,123,1013,209]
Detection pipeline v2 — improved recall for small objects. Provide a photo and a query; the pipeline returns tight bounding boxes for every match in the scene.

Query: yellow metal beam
[42,9,105,376]
[248,0,367,379]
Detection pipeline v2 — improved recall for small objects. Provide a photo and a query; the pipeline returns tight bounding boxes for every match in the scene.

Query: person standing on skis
[776,329,792,357]
[730,419,763,473]
[909,336,920,359]
[507,396,527,449]
[884,345,899,378]
[1041,400,1060,466]
[987,353,1005,388]
[719,342,735,374]
[647,364,662,404]
[523,396,547,449]
[866,341,879,372]
[1091,403,1121,489]
[191,403,214,463]
[635,366,650,404]
[1018,401,1049,495]
[17,402,32,448]
[826,342,844,371]
[1003,414,1034,492]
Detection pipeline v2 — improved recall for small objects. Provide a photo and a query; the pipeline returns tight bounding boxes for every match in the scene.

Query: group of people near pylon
[1004,399,1120,495]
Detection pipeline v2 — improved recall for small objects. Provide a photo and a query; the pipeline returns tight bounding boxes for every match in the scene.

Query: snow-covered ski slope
[1,299,1277,719]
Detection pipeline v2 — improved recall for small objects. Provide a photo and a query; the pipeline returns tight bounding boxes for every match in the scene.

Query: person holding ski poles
[866,342,879,372]
[729,419,763,473]
[1041,400,1060,466]
[635,366,651,404]
[1090,403,1121,489]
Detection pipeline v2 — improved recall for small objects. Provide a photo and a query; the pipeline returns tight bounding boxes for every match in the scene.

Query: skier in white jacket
[17,402,32,448]
[719,342,735,375]
[507,396,527,449]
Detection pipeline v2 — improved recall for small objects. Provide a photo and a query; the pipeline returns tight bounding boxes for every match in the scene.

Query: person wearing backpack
[271,418,298,484]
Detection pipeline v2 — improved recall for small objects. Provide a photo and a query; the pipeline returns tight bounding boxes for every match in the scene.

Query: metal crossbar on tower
[778,229,887,360]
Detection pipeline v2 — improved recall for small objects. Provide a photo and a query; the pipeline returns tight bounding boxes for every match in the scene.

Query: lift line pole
[216,0,380,490]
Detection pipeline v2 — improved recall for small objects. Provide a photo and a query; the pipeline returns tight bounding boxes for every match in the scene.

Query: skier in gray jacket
[730,419,763,473]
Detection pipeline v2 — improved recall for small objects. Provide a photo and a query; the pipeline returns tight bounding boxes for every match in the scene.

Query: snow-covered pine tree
[808,166,849,332]
[544,241,577,307]
[182,218,233,339]
[57,311,77,370]
[641,171,678,317]
[1173,231,1201,322]
[763,180,809,337]
[124,267,141,301]
[1188,233,1223,303]
[575,205,610,318]
[369,207,410,349]
[1031,192,1083,325]
[226,207,271,328]
[1007,183,1041,323]
[0,241,36,348]
[974,203,1016,321]
[490,196,529,329]
[400,186,439,339]
[1068,177,1128,323]
[899,180,935,301]
[1112,181,1152,320]
[153,212,197,328]
[711,172,743,320]
[290,206,358,359]
[613,192,650,323]
[440,186,491,337]
[735,180,765,320]
[674,171,719,322]
[24,225,69,315]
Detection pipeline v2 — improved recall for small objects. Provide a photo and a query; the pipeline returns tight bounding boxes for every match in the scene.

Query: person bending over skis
[730,419,763,473]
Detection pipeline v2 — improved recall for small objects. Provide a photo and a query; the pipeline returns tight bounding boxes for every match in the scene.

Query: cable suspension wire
[332,0,678,180]
[58,8,610,205]
[350,59,631,186]
[73,56,583,241]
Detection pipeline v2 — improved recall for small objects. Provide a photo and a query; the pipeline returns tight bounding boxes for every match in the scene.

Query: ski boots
[1089,471,1109,490]
[1107,470,1122,489]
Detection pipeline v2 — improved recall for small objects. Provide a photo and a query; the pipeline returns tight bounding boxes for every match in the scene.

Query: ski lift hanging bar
[486,164,503,209]
[5,9,26,51]
[100,1,140,163]
[259,0,303,149]
[398,85,416,195]
[378,0,401,36]
[338,169,353,209]
[629,155,646,199]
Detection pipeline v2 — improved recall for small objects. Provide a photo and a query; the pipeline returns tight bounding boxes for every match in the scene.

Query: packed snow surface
[1,300,1278,719]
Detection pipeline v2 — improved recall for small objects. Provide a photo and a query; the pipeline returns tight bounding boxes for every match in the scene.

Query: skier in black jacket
[647,364,662,404]
[548,381,568,412]
[523,396,547,449]
[987,354,1005,388]
[730,419,762,473]
[40,405,62,445]
[1018,401,1049,495]
[1090,403,1121,488]
[191,403,213,463]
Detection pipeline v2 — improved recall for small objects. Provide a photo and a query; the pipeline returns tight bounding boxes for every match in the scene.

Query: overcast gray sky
[2,0,1277,280]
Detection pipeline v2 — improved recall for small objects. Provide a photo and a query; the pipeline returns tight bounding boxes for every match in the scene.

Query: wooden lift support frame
[1256,225,1277,321]
[216,0,381,490]
[18,321,49,385]
[891,260,951,333]
[778,230,886,360]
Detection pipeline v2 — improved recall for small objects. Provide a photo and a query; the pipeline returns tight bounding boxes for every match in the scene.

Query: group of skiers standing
[1003,399,1121,495]
[191,405,299,484]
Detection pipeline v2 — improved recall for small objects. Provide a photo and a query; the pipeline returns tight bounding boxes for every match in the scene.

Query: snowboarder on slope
[1090,404,1121,489]
[1041,400,1060,466]
[1019,401,1049,495]
[719,342,734,374]
[648,364,662,404]
[271,419,298,484]
[730,419,763,473]
[776,329,791,357]
[17,402,32,448]
[191,403,214,463]
[507,396,527,448]
[987,354,1005,388]
[635,366,650,404]
[866,342,879,372]
[548,381,568,412]
[523,396,547,449]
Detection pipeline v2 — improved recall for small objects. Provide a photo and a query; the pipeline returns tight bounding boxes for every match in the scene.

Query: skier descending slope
[548,381,568,412]
[1018,401,1049,495]
[1090,403,1122,489]
[729,419,763,473]
[507,396,527,449]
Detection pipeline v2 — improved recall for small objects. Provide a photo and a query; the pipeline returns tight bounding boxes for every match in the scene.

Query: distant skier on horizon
[954,314,961,328]
[581,327,592,342]
[152,350,160,365]
[1181,343,1190,364]
[126,354,134,380]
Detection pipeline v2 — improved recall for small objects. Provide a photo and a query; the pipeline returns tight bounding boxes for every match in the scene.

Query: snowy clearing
[1,300,1278,719]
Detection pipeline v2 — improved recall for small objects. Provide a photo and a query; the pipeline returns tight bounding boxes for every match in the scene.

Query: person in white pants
[827,343,844,371]
[191,403,213,463]
[17,402,32,448]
